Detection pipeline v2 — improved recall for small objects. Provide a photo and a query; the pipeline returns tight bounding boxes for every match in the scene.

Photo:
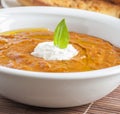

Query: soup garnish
[54,19,69,49]
[31,19,78,60]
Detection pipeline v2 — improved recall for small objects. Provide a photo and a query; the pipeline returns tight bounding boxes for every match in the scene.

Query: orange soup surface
[0,29,120,72]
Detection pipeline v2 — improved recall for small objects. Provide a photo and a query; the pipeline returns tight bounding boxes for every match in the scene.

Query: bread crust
[17,0,120,18]
[108,0,120,5]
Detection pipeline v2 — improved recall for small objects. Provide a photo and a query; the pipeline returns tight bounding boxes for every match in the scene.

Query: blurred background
[0,0,120,18]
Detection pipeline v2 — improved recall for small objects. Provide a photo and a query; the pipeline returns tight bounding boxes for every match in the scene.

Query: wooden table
[0,2,120,114]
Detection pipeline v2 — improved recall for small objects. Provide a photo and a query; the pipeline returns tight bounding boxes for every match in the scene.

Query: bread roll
[17,0,120,18]
[109,0,120,5]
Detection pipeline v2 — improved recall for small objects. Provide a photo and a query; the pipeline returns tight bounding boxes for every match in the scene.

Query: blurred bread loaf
[17,0,120,18]
[109,0,120,5]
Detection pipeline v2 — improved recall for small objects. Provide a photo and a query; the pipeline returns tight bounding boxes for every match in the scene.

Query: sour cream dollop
[31,42,78,60]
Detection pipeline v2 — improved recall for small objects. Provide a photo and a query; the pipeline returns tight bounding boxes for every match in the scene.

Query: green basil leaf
[54,19,69,49]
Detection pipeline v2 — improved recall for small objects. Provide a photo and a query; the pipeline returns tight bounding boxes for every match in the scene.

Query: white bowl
[0,7,120,108]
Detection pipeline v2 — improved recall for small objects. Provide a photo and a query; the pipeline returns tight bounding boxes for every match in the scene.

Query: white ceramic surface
[1,0,21,8]
[0,7,120,108]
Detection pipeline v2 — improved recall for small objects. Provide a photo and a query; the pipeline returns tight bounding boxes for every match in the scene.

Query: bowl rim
[0,6,120,79]
[0,6,120,22]
[0,66,120,79]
